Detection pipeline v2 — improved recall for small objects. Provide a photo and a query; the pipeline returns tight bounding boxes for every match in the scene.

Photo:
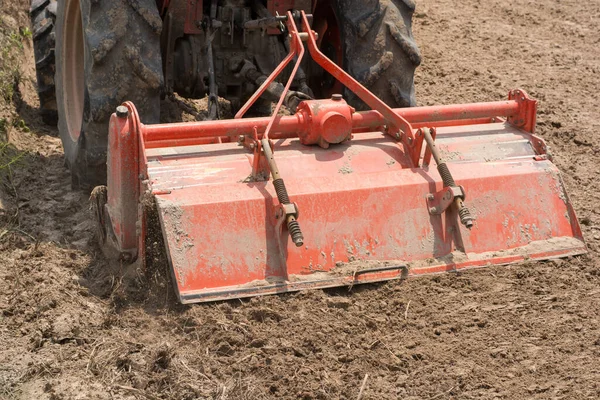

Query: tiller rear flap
[99,12,585,303]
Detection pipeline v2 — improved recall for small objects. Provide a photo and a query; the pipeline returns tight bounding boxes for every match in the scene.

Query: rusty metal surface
[105,104,142,254]
[146,122,585,303]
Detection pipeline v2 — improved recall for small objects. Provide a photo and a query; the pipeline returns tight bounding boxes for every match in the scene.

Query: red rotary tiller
[96,12,585,303]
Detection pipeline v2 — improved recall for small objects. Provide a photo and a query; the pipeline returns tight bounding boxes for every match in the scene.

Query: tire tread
[337,0,421,109]
[30,0,58,126]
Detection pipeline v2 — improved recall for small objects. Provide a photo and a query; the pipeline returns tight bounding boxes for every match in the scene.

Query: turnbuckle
[422,128,474,229]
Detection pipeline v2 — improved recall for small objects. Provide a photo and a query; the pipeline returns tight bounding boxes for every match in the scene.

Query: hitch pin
[261,138,304,246]
[422,128,474,229]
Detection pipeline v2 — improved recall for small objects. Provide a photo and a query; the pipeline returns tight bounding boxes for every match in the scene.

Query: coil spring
[273,179,291,204]
[287,219,304,246]
[459,206,474,229]
[437,163,456,187]
[273,178,304,246]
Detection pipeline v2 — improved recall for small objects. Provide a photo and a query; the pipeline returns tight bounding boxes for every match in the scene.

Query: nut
[116,106,129,118]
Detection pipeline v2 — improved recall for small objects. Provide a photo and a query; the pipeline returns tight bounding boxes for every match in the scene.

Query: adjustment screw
[116,106,129,118]
[331,94,343,101]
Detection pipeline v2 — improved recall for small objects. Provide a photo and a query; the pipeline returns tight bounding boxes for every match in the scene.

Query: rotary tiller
[95,12,585,303]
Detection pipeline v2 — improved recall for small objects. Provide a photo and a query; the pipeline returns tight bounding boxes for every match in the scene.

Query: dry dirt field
[1,0,600,399]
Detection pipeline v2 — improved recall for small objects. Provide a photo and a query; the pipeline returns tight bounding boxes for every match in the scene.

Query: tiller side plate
[103,12,585,303]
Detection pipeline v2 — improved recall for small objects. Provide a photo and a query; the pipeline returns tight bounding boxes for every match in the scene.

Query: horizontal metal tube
[143,115,303,142]
[144,131,298,150]
[142,100,520,143]
[411,117,496,129]
[351,100,519,130]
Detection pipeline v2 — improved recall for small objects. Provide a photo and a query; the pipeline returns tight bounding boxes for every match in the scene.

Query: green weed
[20,26,32,40]
[0,141,25,171]
[0,22,27,102]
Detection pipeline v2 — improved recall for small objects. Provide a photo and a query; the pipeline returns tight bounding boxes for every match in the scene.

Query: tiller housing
[99,12,585,303]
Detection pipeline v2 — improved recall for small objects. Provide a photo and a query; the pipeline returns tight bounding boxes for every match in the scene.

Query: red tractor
[30,0,420,187]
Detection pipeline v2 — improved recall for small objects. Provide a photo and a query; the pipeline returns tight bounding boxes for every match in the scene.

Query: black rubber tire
[30,0,58,126]
[335,0,421,110]
[55,0,163,189]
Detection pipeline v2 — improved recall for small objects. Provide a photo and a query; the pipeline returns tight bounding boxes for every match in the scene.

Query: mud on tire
[30,0,58,126]
[336,0,421,110]
[55,0,163,189]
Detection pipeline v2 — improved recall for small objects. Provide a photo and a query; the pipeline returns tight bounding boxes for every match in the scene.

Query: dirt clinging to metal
[1,0,600,399]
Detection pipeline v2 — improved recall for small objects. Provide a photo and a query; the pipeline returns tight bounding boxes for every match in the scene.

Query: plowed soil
[1,0,599,399]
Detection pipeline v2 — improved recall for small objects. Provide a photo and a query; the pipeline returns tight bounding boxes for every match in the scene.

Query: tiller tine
[101,12,585,303]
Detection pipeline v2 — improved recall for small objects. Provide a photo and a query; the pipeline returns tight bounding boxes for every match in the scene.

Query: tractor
[31,0,420,187]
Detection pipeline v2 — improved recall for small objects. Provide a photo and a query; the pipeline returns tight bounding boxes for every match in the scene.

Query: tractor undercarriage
[163,0,316,115]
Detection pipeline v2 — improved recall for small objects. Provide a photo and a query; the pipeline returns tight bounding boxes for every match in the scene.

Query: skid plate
[146,122,585,303]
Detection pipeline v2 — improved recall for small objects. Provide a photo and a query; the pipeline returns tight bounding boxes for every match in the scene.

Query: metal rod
[206,0,220,122]
[422,128,474,229]
[206,43,219,121]
[234,27,299,118]
[244,15,288,30]
[261,138,304,246]
[261,12,305,140]
[422,128,443,165]
[144,100,521,142]
[261,138,281,180]
[352,101,518,130]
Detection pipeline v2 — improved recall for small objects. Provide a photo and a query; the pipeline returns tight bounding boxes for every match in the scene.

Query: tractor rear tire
[30,0,58,126]
[55,0,163,189]
[336,0,422,110]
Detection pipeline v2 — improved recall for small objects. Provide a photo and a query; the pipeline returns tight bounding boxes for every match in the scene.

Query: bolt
[427,194,435,201]
[395,132,401,140]
[116,106,129,118]
[429,207,437,214]
[331,94,343,101]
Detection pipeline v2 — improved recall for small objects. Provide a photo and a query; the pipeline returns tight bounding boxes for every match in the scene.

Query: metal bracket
[249,127,271,181]
[421,127,437,167]
[426,186,466,215]
[275,202,300,221]
[507,89,537,134]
